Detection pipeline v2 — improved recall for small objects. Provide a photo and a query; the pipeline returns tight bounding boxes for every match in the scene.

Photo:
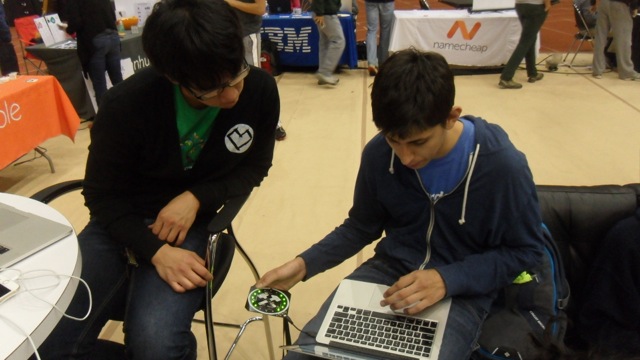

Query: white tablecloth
[389,10,526,67]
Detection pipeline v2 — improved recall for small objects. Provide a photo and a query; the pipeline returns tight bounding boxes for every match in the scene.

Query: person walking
[498,0,551,89]
[592,0,640,80]
[311,0,345,86]
[365,0,394,76]
[62,0,124,106]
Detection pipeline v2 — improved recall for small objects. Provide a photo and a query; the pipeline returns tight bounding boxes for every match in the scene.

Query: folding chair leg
[223,316,264,360]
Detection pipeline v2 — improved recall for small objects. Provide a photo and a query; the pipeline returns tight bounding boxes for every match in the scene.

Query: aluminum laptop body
[0,201,73,268]
[312,279,452,360]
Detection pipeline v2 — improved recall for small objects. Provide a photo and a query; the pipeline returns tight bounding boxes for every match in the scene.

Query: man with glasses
[35,0,280,359]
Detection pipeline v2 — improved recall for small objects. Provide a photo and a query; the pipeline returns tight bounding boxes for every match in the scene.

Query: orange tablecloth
[0,75,80,170]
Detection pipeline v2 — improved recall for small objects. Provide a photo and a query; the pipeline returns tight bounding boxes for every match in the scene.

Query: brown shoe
[368,66,378,77]
[498,79,522,89]
[528,73,544,83]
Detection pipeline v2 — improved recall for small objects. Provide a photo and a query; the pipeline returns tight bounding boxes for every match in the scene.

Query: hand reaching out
[380,269,447,315]
[256,257,307,291]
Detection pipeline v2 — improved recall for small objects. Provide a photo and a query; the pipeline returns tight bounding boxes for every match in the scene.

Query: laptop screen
[471,0,514,12]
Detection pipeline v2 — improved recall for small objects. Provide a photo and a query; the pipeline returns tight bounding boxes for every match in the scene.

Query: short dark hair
[142,0,244,91]
[371,49,455,139]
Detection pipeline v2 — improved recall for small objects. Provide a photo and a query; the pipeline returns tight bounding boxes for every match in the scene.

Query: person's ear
[444,106,462,129]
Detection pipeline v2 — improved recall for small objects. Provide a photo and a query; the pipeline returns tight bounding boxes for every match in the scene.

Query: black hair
[142,0,244,91]
[370,48,455,139]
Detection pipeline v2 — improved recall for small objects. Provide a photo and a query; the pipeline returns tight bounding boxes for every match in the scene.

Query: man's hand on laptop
[256,256,307,291]
[380,269,447,315]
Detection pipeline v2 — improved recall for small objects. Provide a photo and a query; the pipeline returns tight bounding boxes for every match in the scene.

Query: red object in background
[260,51,273,75]
[290,0,300,8]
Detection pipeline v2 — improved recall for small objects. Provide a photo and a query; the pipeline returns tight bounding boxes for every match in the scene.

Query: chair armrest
[30,179,84,204]
[207,194,250,234]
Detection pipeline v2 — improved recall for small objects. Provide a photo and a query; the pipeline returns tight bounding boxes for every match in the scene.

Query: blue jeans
[316,14,346,76]
[365,1,394,67]
[37,219,209,360]
[284,256,487,360]
[500,3,547,81]
[89,30,124,106]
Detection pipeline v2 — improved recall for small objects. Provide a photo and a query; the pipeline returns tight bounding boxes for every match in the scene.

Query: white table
[0,193,81,360]
[389,10,526,67]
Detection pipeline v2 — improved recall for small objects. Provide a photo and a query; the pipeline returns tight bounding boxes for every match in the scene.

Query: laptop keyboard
[324,304,438,359]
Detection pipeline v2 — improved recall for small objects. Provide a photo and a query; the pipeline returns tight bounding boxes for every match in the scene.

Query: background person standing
[498,0,551,89]
[226,0,287,140]
[592,0,640,80]
[0,2,19,75]
[62,0,124,106]
[311,0,345,86]
[364,0,394,76]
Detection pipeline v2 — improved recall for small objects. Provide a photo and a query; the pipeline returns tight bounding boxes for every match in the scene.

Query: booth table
[389,10,523,67]
[261,12,358,69]
[0,75,80,172]
[0,193,81,360]
[26,31,149,120]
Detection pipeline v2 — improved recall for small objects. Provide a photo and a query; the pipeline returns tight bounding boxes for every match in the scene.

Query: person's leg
[123,223,209,360]
[89,32,112,105]
[592,0,611,77]
[243,33,261,66]
[105,33,123,88]
[500,4,541,82]
[37,219,130,360]
[609,1,636,79]
[378,2,395,65]
[523,5,547,78]
[317,15,345,77]
[365,1,380,69]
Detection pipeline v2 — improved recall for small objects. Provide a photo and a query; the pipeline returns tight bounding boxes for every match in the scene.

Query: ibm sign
[262,26,313,53]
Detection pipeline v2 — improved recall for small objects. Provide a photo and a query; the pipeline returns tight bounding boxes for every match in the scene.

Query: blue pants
[365,1,394,67]
[284,256,487,360]
[89,30,124,106]
[37,219,209,360]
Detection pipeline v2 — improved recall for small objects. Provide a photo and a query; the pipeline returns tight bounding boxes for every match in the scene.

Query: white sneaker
[315,72,339,86]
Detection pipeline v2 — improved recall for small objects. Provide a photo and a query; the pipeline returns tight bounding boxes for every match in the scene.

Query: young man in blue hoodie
[257,48,545,359]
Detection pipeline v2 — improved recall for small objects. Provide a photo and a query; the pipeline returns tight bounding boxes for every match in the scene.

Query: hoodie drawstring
[458,143,480,225]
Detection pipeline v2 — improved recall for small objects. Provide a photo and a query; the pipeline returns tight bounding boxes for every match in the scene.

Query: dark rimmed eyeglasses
[183,60,250,101]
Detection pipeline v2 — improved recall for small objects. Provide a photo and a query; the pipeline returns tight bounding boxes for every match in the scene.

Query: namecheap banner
[389,10,528,67]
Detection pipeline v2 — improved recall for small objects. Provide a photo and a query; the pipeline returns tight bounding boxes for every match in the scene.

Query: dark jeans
[500,3,548,81]
[0,3,18,75]
[89,30,123,106]
[36,219,208,360]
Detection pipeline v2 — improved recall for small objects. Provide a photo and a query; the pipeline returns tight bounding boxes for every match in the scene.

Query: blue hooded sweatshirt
[299,116,545,311]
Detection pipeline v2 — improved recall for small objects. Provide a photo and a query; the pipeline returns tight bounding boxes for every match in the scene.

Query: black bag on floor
[476,225,570,359]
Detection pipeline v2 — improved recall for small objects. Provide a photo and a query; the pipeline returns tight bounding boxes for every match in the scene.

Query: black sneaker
[275,126,286,141]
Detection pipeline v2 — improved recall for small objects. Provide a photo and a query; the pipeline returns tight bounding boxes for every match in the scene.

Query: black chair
[563,3,595,67]
[419,0,430,10]
[30,180,275,360]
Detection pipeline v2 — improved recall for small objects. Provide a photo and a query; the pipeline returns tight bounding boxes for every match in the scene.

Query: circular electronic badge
[246,287,291,316]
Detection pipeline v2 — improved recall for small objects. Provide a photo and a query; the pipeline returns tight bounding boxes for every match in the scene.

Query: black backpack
[476,225,570,359]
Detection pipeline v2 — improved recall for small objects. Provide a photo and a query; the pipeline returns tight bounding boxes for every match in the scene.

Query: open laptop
[470,0,515,12]
[289,279,452,360]
[0,202,73,268]
[267,0,292,14]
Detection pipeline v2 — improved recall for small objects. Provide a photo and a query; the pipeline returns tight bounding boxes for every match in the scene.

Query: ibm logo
[262,26,313,53]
